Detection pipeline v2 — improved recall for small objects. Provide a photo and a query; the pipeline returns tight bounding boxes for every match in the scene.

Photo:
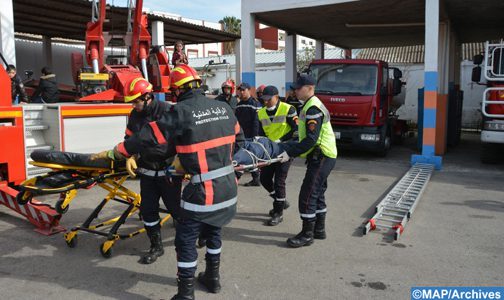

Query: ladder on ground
[23,105,53,177]
[362,163,434,240]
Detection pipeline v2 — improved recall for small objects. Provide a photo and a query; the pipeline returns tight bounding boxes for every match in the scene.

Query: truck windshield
[309,64,378,96]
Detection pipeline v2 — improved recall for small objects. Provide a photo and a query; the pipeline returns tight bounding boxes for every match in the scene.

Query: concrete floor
[0,133,502,299]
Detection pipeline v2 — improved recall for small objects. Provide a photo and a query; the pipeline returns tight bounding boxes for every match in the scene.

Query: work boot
[286,220,315,248]
[243,178,260,186]
[171,277,195,300]
[267,201,284,226]
[197,260,221,293]
[140,227,164,264]
[314,213,326,240]
[269,200,290,217]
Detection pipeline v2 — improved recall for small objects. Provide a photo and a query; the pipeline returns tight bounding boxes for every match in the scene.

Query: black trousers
[175,218,222,278]
[298,154,336,221]
[259,160,292,200]
[139,174,182,229]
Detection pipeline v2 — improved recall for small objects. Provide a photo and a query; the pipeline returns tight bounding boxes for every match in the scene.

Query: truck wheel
[480,142,501,164]
[377,128,392,157]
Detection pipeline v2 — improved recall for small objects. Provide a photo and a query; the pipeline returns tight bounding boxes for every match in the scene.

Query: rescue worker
[235,82,262,186]
[257,85,298,226]
[97,65,244,300]
[278,74,337,248]
[256,84,266,105]
[31,67,59,103]
[7,65,29,104]
[215,79,238,112]
[93,77,182,265]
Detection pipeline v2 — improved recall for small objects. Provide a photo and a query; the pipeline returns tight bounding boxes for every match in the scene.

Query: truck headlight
[360,134,380,141]
[484,121,504,131]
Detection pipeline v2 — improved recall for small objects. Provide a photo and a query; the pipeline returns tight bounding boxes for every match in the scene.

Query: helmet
[221,79,235,94]
[257,84,266,94]
[170,64,201,90]
[124,77,153,102]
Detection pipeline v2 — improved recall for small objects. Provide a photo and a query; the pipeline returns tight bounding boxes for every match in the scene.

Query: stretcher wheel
[16,191,32,206]
[55,200,69,214]
[65,234,78,248]
[100,241,113,258]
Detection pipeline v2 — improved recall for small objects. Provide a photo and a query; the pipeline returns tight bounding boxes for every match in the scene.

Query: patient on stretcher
[31,150,124,169]
[232,136,284,166]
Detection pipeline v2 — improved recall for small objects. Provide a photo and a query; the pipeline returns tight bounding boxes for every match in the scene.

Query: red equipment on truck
[308,59,407,156]
[472,40,504,163]
[72,0,170,102]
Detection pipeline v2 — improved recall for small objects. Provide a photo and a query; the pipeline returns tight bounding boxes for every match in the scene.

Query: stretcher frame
[17,161,171,258]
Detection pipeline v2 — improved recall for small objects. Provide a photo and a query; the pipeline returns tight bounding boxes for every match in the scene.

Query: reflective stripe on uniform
[117,142,130,158]
[137,168,167,177]
[306,113,323,119]
[300,213,316,219]
[176,134,235,153]
[143,219,160,227]
[178,260,198,268]
[149,122,167,145]
[180,197,237,212]
[316,208,327,214]
[207,247,222,255]
[190,165,235,184]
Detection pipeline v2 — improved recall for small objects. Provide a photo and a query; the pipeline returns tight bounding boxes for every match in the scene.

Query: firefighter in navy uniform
[93,77,182,265]
[278,74,337,248]
[215,79,238,113]
[101,65,244,300]
[257,85,298,226]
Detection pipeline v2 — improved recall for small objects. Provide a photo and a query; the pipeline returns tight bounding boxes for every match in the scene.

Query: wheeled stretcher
[16,138,284,257]
[16,150,172,258]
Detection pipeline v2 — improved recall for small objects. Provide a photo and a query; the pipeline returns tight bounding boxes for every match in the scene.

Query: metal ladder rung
[380,212,406,218]
[375,217,402,223]
[381,206,410,212]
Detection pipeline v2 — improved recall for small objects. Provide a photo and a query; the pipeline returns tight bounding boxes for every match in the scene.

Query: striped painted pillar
[285,34,297,96]
[241,13,256,88]
[411,0,443,169]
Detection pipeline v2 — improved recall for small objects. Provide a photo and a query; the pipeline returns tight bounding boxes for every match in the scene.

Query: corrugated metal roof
[357,43,484,63]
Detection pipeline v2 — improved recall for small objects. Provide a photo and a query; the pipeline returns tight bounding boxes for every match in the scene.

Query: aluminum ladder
[363,163,434,240]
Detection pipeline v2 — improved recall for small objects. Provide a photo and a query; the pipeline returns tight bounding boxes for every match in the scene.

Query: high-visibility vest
[257,101,293,141]
[298,96,337,159]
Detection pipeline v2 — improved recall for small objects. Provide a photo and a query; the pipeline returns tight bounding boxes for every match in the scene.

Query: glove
[277,151,290,163]
[126,156,138,178]
[171,155,185,173]
[90,150,114,161]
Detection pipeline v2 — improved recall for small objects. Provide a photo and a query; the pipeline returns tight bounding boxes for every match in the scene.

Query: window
[301,40,306,45]
[187,49,199,58]
[207,51,218,57]
[309,41,313,46]
[309,64,378,96]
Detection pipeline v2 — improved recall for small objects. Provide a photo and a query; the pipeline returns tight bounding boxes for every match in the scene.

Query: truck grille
[331,115,359,123]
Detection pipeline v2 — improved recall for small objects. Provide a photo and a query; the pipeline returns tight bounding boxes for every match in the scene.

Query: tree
[297,46,315,73]
[219,16,241,55]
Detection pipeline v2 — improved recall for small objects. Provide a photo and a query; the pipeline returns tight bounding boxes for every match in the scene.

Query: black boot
[267,201,284,226]
[171,277,195,300]
[314,213,326,239]
[197,259,221,293]
[140,227,164,264]
[286,220,315,248]
[243,178,260,186]
[269,200,290,217]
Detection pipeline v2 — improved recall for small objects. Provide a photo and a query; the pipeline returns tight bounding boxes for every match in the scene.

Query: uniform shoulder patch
[307,119,318,131]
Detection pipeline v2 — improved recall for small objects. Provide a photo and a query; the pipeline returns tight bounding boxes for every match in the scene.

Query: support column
[234,39,241,86]
[151,21,164,47]
[0,0,16,66]
[285,33,297,93]
[240,12,255,87]
[411,0,443,169]
[315,41,324,60]
[42,36,53,68]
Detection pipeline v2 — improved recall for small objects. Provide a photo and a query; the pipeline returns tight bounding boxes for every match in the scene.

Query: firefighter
[257,85,298,226]
[215,79,238,112]
[92,77,182,265]
[7,65,29,104]
[97,65,244,300]
[278,74,337,248]
[235,82,262,186]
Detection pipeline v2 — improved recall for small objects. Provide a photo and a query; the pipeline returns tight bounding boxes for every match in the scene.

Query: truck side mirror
[393,68,402,79]
[473,54,483,65]
[392,78,402,95]
[471,66,482,82]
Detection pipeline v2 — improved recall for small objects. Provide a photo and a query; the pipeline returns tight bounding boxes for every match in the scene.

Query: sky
[109,0,241,23]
